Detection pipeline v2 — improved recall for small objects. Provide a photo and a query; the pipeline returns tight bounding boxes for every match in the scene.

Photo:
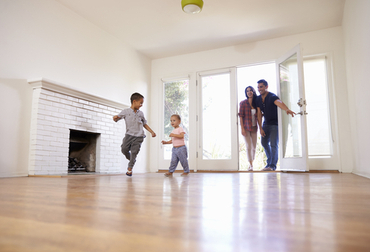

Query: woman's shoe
[248,166,253,171]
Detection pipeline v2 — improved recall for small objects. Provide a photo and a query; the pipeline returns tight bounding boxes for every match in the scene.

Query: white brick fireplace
[28,78,128,175]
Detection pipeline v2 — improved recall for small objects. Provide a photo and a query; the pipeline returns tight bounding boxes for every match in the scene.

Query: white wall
[0,0,151,177]
[342,0,370,178]
[150,26,353,173]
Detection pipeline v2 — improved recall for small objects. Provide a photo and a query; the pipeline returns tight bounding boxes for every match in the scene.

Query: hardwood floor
[1,173,370,252]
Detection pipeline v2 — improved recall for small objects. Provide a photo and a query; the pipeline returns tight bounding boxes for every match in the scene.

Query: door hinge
[196,152,198,158]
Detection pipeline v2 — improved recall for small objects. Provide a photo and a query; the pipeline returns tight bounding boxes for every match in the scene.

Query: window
[303,56,332,156]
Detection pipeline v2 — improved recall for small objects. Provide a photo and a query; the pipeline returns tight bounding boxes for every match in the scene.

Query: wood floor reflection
[1,173,370,252]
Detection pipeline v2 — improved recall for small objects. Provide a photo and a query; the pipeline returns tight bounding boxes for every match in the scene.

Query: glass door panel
[303,57,332,156]
[163,79,189,159]
[279,53,303,158]
[201,74,231,159]
[197,69,238,171]
[158,79,190,170]
[276,44,308,171]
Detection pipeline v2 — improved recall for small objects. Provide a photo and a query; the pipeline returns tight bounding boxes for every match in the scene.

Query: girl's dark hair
[171,114,181,121]
[245,86,257,108]
[130,93,144,104]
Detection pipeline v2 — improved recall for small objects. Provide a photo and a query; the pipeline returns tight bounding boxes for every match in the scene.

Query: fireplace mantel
[28,78,129,110]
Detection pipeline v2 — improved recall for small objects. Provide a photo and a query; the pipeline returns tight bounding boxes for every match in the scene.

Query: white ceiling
[55,0,345,59]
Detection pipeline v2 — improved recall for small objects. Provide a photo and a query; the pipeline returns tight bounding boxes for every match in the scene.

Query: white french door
[159,77,191,170]
[196,68,239,171]
[276,44,309,171]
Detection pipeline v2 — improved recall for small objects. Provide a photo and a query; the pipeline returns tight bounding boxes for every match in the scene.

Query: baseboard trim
[157,169,340,173]
[285,170,340,173]
[28,172,126,178]
[352,172,370,180]
[0,172,28,178]
[28,175,63,178]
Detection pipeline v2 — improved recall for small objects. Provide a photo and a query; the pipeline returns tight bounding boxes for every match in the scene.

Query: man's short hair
[257,79,268,87]
[130,93,144,104]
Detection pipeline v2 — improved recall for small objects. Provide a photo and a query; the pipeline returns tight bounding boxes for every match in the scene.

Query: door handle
[297,111,308,116]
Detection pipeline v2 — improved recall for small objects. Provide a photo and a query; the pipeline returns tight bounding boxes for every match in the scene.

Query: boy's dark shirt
[255,92,279,126]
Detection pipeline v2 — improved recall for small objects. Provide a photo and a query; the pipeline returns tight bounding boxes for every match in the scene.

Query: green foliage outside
[163,80,189,141]
[203,142,231,159]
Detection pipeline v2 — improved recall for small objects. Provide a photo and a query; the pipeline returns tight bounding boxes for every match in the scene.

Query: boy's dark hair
[257,79,268,87]
[171,114,181,121]
[130,93,144,104]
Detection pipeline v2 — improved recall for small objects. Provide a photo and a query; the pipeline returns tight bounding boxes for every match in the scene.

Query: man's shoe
[262,167,273,171]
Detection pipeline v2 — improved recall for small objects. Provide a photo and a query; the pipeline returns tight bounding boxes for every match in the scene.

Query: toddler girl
[161,114,190,176]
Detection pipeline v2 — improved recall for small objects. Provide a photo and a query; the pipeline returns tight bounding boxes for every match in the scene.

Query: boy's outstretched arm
[144,124,156,137]
[113,115,121,122]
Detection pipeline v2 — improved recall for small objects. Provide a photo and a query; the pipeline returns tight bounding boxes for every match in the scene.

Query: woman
[238,86,258,171]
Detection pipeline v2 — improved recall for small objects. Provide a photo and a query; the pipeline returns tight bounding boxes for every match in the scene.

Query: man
[255,79,295,171]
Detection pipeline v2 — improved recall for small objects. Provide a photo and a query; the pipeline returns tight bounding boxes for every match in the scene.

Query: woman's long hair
[245,86,257,109]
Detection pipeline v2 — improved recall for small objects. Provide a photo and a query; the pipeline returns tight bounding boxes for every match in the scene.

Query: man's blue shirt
[255,92,279,126]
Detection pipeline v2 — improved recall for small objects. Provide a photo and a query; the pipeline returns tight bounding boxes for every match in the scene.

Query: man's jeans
[261,125,279,170]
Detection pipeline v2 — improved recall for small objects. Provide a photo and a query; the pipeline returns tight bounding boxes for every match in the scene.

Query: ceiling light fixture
[181,0,204,14]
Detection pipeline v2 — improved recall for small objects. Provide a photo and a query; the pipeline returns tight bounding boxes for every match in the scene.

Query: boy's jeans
[121,134,144,169]
[261,125,279,170]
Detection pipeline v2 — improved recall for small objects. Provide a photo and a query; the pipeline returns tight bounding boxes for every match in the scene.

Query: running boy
[161,114,189,176]
[113,93,156,176]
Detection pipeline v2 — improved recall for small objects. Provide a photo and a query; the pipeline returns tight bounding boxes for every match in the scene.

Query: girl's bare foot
[181,172,189,176]
[164,172,173,177]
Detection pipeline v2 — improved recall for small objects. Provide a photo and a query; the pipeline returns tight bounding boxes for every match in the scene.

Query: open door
[276,44,309,172]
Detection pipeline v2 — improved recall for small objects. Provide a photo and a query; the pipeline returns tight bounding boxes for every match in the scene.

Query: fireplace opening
[68,130,100,173]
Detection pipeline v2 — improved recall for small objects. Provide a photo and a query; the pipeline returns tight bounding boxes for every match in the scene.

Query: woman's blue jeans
[261,125,279,170]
